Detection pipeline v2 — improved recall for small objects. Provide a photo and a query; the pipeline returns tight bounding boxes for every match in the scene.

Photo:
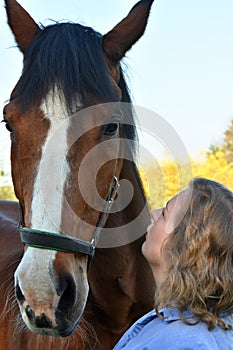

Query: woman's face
[142,189,190,269]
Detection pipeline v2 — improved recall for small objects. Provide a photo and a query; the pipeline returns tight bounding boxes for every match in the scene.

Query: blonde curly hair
[155,178,233,330]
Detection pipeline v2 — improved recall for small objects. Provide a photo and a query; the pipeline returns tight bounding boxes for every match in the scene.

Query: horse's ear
[103,0,154,64]
[5,0,41,53]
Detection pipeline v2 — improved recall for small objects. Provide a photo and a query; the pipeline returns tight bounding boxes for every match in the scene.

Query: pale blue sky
[1,0,233,171]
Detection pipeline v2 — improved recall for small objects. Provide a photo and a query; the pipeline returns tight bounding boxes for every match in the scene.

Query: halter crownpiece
[19,176,120,257]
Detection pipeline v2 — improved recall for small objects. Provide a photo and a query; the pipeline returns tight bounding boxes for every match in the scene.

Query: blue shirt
[113,307,233,350]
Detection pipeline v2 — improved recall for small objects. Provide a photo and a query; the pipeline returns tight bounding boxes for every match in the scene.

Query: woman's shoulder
[113,308,233,350]
[158,309,233,350]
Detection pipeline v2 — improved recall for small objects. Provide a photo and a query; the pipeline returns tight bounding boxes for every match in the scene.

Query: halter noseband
[19,176,120,258]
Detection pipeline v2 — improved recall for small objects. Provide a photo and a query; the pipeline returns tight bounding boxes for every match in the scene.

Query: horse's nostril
[57,274,76,312]
[15,284,26,304]
[16,285,53,329]
[25,305,35,322]
[35,313,52,328]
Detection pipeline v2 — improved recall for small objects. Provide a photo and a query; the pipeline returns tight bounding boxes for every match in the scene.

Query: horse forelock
[15,22,118,113]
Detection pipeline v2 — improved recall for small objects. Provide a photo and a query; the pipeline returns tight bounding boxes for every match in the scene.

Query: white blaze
[15,92,72,303]
[31,94,70,232]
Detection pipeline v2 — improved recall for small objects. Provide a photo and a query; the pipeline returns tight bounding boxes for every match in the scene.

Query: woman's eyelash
[161,208,165,216]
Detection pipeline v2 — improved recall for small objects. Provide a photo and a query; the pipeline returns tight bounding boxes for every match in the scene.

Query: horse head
[4,0,154,337]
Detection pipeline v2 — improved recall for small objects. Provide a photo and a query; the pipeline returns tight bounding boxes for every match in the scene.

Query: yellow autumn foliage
[140,149,233,210]
[0,185,17,201]
[191,149,233,190]
[1,149,233,208]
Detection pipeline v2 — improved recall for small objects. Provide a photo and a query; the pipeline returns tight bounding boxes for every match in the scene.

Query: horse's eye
[104,123,119,136]
[2,120,13,133]
[1,110,13,134]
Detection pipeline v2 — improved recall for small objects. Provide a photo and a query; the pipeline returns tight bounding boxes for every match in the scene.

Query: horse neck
[86,159,155,335]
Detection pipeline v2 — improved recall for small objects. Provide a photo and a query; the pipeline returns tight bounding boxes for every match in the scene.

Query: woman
[113,178,233,349]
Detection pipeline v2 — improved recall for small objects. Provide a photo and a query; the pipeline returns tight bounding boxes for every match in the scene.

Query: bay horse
[0,0,155,349]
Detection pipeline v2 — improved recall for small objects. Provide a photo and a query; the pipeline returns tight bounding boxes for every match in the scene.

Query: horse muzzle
[14,248,89,337]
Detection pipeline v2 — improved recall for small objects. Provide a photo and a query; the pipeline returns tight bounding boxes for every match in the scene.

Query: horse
[0,0,155,349]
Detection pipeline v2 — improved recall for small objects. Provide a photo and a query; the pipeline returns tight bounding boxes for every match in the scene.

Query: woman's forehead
[165,188,192,233]
[163,189,191,234]
[167,188,191,211]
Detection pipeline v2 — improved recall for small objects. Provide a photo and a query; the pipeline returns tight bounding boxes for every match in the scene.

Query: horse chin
[23,322,61,338]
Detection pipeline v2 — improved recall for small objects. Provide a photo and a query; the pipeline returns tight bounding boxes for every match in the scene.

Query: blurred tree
[206,144,220,159]
[0,186,17,200]
[222,119,233,164]
[140,149,233,210]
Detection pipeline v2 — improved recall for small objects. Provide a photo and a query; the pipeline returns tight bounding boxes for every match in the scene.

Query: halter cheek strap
[19,176,120,258]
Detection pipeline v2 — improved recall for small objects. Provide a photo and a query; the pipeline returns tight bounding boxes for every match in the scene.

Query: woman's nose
[147,222,154,232]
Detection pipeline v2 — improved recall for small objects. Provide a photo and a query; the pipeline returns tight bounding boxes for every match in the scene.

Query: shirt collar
[160,306,194,322]
[134,306,195,329]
